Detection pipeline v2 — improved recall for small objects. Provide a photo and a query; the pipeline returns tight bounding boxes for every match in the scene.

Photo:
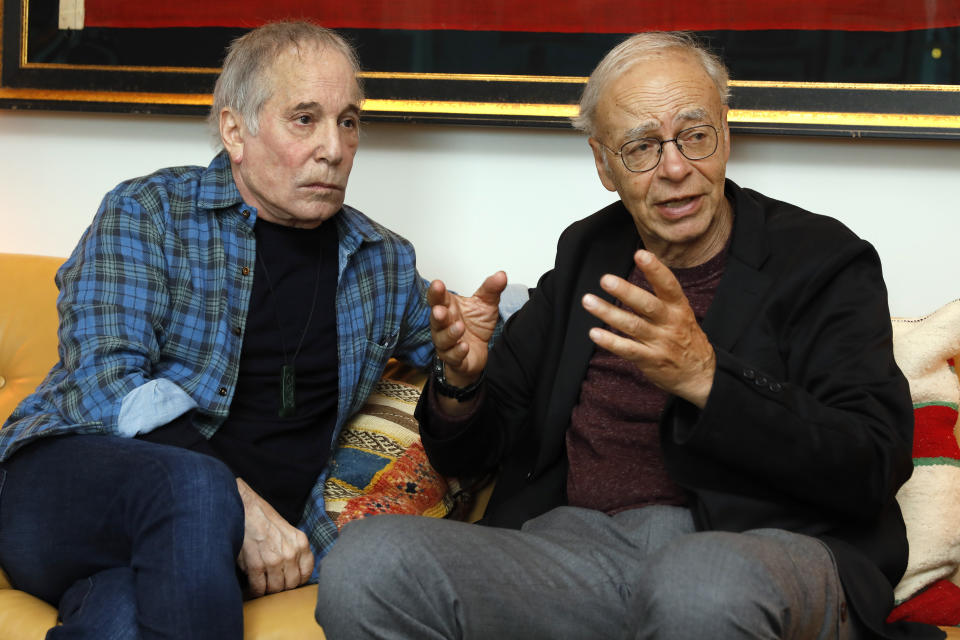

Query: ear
[219,108,245,164]
[588,137,618,193]
[719,105,731,163]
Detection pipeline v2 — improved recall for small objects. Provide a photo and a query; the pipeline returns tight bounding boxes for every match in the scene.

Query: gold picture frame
[3,0,959,138]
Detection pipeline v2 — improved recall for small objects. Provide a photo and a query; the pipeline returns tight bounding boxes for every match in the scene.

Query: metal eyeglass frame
[596,124,720,173]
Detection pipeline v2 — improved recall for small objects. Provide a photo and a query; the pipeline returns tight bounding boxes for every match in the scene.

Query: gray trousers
[316,505,862,640]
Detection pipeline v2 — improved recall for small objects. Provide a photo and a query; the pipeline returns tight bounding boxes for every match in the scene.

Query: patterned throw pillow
[324,378,464,529]
[888,300,960,625]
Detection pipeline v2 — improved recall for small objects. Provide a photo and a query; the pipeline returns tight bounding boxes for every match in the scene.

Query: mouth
[655,194,701,217]
[301,181,344,192]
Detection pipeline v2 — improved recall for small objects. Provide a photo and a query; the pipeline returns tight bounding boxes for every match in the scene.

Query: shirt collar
[197,151,245,211]
[335,204,383,246]
[198,151,383,248]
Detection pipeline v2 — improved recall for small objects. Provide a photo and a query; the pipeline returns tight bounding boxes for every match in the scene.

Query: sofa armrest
[0,586,58,640]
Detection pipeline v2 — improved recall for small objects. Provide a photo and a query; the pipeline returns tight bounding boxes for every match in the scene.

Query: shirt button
[742,368,755,380]
[241,266,250,276]
[241,210,250,218]
[218,387,228,396]
[0,375,6,389]
[232,326,242,337]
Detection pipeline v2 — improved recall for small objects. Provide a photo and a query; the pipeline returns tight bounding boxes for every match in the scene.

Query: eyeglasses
[598,124,719,173]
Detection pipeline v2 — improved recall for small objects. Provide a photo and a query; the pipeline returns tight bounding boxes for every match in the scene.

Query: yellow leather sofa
[0,253,326,640]
[1,252,957,639]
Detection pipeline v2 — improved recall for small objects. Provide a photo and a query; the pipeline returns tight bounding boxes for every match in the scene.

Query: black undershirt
[140,217,339,525]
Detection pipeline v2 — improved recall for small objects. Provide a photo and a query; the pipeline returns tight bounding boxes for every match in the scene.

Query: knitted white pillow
[891,299,960,604]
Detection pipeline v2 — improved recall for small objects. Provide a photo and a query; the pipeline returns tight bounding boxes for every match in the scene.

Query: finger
[297,533,315,586]
[242,549,267,598]
[426,279,450,307]
[596,274,664,321]
[633,250,685,305]
[431,315,467,353]
[437,340,470,369]
[283,556,301,592]
[430,304,461,334]
[472,271,508,305]
[264,554,286,594]
[588,326,649,362]
[279,530,307,591]
[582,291,656,340]
[247,573,267,598]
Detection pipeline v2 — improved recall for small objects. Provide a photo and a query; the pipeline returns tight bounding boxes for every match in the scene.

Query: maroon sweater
[565,246,727,514]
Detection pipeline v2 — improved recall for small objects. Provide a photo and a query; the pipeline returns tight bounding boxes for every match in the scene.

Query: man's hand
[428,271,508,388]
[235,477,314,598]
[582,250,715,408]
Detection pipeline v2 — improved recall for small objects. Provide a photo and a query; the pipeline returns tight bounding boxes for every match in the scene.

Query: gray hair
[208,21,363,148]
[571,32,731,136]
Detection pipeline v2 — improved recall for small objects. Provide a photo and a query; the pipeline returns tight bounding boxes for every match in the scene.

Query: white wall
[0,109,957,317]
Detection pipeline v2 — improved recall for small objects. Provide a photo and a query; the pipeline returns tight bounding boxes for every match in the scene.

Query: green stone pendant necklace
[256,250,322,418]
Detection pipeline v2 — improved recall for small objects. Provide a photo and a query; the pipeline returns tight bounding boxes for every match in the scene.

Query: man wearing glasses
[317,32,925,640]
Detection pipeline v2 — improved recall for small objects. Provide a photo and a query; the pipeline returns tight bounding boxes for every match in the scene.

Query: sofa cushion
[0,253,62,424]
[888,299,960,625]
[323,378,463,529]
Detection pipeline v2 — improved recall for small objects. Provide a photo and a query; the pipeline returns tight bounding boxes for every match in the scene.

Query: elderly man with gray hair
[0,20,450,638]
[316,32,936,640]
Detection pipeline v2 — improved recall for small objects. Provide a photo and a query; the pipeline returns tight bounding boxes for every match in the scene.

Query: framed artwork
[2,0,959,138]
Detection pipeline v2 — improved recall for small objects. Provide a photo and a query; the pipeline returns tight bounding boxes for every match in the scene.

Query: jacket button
[0,375,5,389]
[742,368,755,380]
[769,382,782,392]
[526,471,534,481]
[839,601,847,622]
[755,376,767,386]
[218,387,228,396]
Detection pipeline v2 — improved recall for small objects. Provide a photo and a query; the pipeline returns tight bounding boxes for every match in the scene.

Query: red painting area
[84,0,960,32]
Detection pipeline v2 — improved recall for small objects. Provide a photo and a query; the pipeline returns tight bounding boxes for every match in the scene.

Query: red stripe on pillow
[912,405,960,459]
[888,579,960,625]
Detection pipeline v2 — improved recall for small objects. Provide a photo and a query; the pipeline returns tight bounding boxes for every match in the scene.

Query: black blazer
[420,180,938,639]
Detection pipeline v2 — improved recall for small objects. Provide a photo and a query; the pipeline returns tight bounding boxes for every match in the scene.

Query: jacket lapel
[702,181,773,351]
[534,204,638,475]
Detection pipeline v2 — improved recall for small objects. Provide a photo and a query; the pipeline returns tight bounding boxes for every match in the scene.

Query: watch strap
[431,356,484,401]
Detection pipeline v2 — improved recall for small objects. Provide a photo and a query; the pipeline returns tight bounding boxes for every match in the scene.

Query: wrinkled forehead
[263,42,362,104]
[599,51,723,138]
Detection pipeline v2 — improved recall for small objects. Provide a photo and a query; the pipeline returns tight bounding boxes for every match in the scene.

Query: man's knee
[133,447,244,549]
[318,516,422,596]
[630,532,784,637]
[51,568,138,640]
[316,515,438,628]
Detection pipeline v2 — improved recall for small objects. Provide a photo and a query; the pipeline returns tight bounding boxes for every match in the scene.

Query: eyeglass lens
[620,125,718,172]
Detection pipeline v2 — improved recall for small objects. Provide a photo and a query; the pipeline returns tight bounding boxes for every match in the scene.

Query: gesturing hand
[235,477,314,598]
[581,250,715,408]
[428,271,508,388]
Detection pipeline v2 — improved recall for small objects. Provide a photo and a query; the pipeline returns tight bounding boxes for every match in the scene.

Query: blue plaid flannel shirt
[1,152,434,577]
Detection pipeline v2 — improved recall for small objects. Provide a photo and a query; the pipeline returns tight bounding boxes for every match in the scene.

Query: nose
[657,139,692,180]
[313,120,343,165]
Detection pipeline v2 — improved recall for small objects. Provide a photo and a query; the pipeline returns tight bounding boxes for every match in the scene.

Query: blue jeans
[0,435,245,639]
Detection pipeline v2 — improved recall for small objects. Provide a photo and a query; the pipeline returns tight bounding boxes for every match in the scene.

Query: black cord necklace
[255,247,323,418]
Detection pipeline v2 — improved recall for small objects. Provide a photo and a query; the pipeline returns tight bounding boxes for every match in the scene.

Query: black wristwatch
[431,355,484,402]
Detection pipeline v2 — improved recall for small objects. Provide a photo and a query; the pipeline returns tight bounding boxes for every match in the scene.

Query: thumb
[473,271,508,305]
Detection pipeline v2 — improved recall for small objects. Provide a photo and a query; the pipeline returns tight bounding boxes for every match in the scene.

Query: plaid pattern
[1,151,434,574]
